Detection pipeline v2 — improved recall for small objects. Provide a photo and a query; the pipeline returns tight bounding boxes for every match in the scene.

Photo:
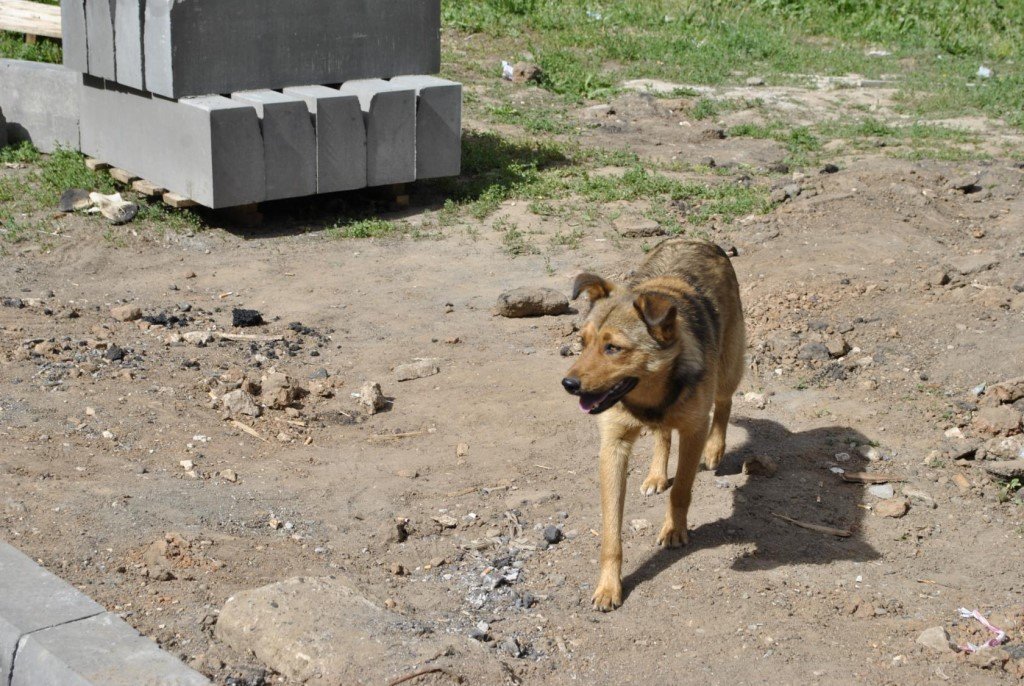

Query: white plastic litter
[957,608,1007,653]
[501,61,514,81]
[977,65,992,79]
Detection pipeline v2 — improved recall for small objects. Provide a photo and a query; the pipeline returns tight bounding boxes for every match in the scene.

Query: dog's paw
[591,581,622,612]
[701,451,723,471]
[656,521,689,548]
[640,474,669,496]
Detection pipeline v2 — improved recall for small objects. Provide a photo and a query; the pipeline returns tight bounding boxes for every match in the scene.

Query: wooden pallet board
[0,0,61,39]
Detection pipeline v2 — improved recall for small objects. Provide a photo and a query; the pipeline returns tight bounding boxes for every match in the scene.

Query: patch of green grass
[34,148,117,202]
[486,102,575,134]
[0,32,61,63]
[550,227,584,248]
[493,215,539,256]
[0,141,42,164]
[727,122,824,167]
[326,218,409,239]
[998,477,1022,504]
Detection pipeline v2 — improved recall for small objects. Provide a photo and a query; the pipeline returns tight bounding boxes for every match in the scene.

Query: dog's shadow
[622,417,881,599]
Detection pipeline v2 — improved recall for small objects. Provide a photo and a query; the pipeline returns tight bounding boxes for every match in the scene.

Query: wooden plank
[0,0,62,39]
[85,158,112,172]
[108,167,139,184]
[162,192,197,209]
[131,179,166,197]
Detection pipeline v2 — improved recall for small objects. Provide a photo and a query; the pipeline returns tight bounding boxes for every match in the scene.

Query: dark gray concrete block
[85,0,117,80]
[0,541,104,682]
[391,76,462,180]
[0,59,81,153]
[337,79,415,186]
[144,0,441,99]
[231,90,317,201]
[282,85,366,193]
[80,78,265,208]
[114,0,145,89]
[11,612,210,686]
[60,0,88,73]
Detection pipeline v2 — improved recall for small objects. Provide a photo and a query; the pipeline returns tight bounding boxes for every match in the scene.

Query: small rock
[180,460,195,471]
[952,473,972,494]
[630,519,651,532]
[867,483,895,499]
[698,156,716,168]
[395,468,418,479]
[858,445,884,462]
[1013,277,1024,294]
[916,626,958,654]
[58,188,92,212]
[743,392,767,409]
[983,460,1024,480]
[947,254,999,276]
[967,647,1009,670]
[220,469,238,483]
[742,455,778,477]
[783,183,801,200]
[797,342,830,361]
[456,443,469,457]
[874,498,908,518]
[612,216,665,238]
[902,487,937,508]
[745,76,765,86]
[972,406,1022,436]
[988,377,1024,404]
[358,381,386,414]
[183,331,214,346]
[543,525,563,544]
[389,562,405,576]
[948,172,982,192]
[511,62,541,83]
[431,514,458,529]
[496,287,571,317]
[110,304,142,322]
[232,308,264,328]
[309,368,329,380]
[394,359,440,382]
[103,345,126,361]
[825,334,850,358]
[262,372,300,409]
[820,163,840,174]
[499,636,522,658]
[222,389,261,418]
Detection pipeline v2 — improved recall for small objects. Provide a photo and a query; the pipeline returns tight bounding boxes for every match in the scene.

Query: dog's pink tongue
[579,393,606,413]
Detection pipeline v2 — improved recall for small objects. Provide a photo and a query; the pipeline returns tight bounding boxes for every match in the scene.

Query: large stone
[12,612,209,685]
[86,0,117,80]
[984,460,1024,480]
[60,0,89,72]
[143,0,441,98]
[338,79,416,186]
[916,626,958,654]
[113,0,146,89]
[390,75,462,180]
[947,254,999,276]
[0,59,81,153]
[282,86,367,193]
[231,90,317,201]
[0,541,104,679]
[80,78,265,208]
[394,358,441,382]
[972,406,1022,436]
[216,576,502,685]
[988,377,1024,405]
[496,287,571,318]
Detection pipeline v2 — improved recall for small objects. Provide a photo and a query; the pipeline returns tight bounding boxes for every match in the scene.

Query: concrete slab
[0,541,104,682]
[80,78,265,208]
[85,0,116,80]
[60,0,88,72]
[338,79,416,186]
[113,0,145,89]
[144,0,441,98]
[11,612,210,686]
[391,76,462,179]
[231,90,317,201]
[283,85,366,193]
[0,59,81,153]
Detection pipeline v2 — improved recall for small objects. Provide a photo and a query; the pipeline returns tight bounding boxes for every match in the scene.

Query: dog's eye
[603,343,621,354]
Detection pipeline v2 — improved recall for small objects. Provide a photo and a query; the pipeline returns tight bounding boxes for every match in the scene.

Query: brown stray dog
[561,238,745,611]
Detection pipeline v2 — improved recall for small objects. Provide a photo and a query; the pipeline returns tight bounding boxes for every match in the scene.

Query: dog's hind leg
[701,396,732,472]
[640,427,671,496]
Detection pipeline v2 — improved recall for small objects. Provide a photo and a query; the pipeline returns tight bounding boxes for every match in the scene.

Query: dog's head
[562,273,686,415]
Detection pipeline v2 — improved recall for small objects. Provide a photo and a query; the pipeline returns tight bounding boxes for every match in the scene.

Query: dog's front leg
[593,419,640,611]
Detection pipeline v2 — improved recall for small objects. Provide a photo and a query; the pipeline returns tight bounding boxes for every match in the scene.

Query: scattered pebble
[394,359,441,382]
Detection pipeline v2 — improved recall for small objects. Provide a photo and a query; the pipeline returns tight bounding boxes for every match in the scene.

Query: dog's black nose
[561,377,581,394]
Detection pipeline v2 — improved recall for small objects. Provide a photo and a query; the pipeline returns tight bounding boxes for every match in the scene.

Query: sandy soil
[2,81,1024,685]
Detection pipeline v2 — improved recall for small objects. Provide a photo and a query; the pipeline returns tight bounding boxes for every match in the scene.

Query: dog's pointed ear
[572,273,614,302]
[634,293,677,343]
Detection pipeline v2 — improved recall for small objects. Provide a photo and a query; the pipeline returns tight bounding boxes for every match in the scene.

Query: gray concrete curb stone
[0,59,81,153]
[0,540,209,686]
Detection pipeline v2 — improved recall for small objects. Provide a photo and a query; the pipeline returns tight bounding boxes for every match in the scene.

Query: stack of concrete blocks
[1,0,462,207]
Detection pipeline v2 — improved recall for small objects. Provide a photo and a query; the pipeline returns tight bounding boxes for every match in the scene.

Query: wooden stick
[386,667,444,686]
[841,472,903,484]
[229,419,266,442]
[367,430,427,442]
[772,512,851,538]
[214,332,283,343]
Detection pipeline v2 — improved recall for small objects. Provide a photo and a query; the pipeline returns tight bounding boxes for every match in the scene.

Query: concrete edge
[0,540,210,686]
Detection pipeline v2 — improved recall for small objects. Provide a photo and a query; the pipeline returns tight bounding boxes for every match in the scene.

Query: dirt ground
[3,79,1024,685]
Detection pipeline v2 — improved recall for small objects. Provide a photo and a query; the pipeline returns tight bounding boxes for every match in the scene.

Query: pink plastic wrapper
[957,608,1008,653]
